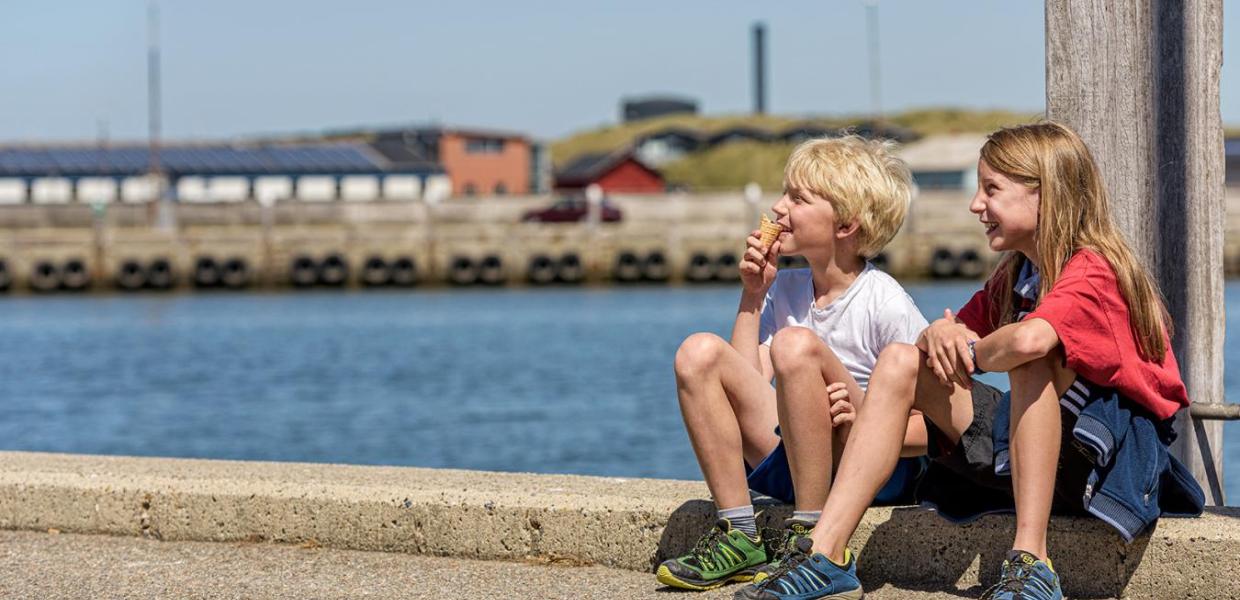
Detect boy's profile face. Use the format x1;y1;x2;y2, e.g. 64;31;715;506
771;183;855;264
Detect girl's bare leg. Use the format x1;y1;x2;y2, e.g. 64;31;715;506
1007;350;1076;559
810;343;976;563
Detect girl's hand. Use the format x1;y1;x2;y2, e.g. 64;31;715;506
739;229;781;295
917;308;978;389
827;382;855;428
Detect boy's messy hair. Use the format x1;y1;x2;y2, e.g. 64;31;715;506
782;135;913;258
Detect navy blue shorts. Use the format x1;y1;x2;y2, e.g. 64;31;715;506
745;426;928;506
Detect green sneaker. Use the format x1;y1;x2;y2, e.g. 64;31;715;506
656;518;768;590
752;518;816;584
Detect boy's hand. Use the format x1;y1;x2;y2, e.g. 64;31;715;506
917;309;979;390
739;229;781;294
827;382;855;428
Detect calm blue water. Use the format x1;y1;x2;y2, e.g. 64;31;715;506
0;284;1236;503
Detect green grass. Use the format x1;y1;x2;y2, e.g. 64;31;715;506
550;107;1040;169
660;140;799;192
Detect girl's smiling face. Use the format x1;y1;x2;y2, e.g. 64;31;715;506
970;158;1041;257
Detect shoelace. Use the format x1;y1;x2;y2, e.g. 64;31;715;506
761;527;799;567
755;543;810;590
690;525;728;570
980;560;1034;599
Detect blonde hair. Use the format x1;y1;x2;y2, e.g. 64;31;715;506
979;121;1171;360
782;135;913;258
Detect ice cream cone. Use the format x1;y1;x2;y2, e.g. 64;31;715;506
759;214;782;250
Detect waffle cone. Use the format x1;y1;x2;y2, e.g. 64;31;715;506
759;215;782;250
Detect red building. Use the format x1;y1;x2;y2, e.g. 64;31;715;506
554;150;665;194
364;127;536;197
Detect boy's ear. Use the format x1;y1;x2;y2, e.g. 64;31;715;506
836;219;861;239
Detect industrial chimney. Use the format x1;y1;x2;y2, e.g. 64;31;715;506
752;22;766;114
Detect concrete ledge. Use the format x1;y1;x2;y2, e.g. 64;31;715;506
0;451;1235;598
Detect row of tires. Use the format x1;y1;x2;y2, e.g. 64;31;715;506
0;248;989;292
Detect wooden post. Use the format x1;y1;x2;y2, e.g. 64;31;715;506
1046;1;1226;504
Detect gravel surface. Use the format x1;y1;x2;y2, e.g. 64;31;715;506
0;530;985;599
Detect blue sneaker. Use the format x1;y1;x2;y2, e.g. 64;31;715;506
980;550;1063;600
734;537;863;600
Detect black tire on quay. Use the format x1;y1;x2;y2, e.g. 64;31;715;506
684;253;715;283
221;258;251;289
478;255;506;286
115;260;147;291
556;253;583;284
390;257;418;287
0;259;11;292
956;248;986;279
929;248;959;279
361;256;390;287
289;256;318;288
714;253;739;282
526;255;556;285
613;251;642;283
870;252;889;272
195;257;222;288
642;251;669;282
28;260;60;293
318;254;349;287
146;258;175;290
60;259;91;291
448;256;478;286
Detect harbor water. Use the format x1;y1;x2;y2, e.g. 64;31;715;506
0;283;1236;504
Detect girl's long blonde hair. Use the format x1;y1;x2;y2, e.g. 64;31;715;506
979;122;1171;360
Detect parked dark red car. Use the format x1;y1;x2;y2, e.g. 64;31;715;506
521;197;623;223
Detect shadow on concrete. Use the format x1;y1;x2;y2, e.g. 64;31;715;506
858;506;1151;599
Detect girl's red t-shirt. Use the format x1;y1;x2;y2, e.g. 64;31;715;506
956;250;1188;420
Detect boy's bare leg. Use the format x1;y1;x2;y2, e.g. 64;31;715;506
768;327;863;512
1008;350;1075;560
810;343;975;562
675;332;781;509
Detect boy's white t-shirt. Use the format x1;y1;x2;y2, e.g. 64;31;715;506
759;265;929;391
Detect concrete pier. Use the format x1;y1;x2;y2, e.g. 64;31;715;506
1;451;1235;598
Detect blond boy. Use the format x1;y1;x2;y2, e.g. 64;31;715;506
657;136;929;591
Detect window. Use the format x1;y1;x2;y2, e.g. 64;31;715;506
465;138;505;154
911;170;966;190
463;183;477;196
494;182;507;195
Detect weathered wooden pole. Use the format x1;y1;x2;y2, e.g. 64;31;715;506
1046;1;1226;504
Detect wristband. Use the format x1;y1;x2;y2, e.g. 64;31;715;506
967;339;985;375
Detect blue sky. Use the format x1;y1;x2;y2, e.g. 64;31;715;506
0;1;1236;142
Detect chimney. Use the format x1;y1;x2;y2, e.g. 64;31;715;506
752;22;767;114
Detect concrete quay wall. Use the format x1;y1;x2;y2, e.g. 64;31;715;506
0;188;1237;292
0;451;1235;598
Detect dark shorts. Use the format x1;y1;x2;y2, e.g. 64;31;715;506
746;426;929;506
919;379;1098;519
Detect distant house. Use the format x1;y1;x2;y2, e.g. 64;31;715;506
622;95;698;123
706;126;775;146
1227;138;1240;187
633;128;704;167
897;134;987;191
340;126;535;197
554;150;665;194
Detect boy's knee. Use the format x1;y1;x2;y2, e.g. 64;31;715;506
674;332;728;379
877;342;920;377
769;327;823;373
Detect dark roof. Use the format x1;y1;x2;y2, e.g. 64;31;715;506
636;127;704;144
555;149;660;186
0;142;440;178
706;127;775;145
